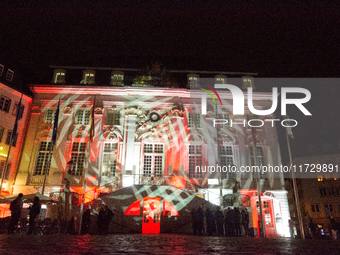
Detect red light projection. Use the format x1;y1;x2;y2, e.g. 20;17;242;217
163;200;179;216
123;197;179;234
71;186;99;204
142;197;161;234
171;176;185;190
123;199;141;216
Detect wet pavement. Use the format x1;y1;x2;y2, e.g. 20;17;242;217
0;234;339;254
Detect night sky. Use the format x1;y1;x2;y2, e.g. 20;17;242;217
1;2;339;163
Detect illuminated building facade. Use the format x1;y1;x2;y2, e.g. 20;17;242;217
0;58;32;196
289;143;340;237
13;65;290;236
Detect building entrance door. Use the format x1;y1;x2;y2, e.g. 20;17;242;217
142;197;161;234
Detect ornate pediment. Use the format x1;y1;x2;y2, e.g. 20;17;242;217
186;129;206;143
94;107;104;115
246;131;266;145
103;125;122;140
74;125;87;139
63;106;73;114
32;105;42;113
37;125;53;139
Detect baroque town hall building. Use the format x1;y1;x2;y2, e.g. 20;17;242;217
4;64;290;236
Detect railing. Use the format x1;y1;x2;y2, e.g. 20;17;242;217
29;175;45;185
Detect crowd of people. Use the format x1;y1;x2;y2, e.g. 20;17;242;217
6;192;115;235
191;205;250;236
8;193;41;235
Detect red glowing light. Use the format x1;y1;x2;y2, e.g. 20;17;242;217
124;199;141;215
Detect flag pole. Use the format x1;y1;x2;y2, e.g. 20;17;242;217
79;96;95;234
0;94;23;196
286;127;305;239
253;145;266;238
215;104;223;208
42;144;53;195
42;98;61;195
250;111;266;237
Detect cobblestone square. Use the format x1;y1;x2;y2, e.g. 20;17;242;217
0;234;339;255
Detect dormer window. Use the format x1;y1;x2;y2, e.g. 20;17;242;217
111;71;124;86
187;74;199;88
53;69;66;84
215;75;226;85
0;65;4;76
6;69;14;82
242;76;254;90
82;70;95;85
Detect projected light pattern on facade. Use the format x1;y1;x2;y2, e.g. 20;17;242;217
11;68;291;237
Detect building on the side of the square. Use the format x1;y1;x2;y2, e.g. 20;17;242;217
288;141;340;237
13;64;290;236
0;57;32;196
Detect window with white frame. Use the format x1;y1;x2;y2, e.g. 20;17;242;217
0;126;4;142
0;64;4;76
44;109;57;123
250;146;264;178
102;142;118;177
215;75;226;84
34;141;53;175
105;108;120;125
187;74;199;88
111;71;124;86
6;69;14;82
188;112;201;128
70;142;86;176
75;109;90;124
220;146;234;165
218;113;230;127
53;69;66;84
143;143;164;177
83;70;95;85
250;146;264;166
220;145;234;178
0;161;11;180
0;96;11;113
189;144;203;178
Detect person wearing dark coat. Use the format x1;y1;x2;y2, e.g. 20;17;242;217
103;206;114;234
241;209;249;236
191;209;197;235
214;207;224;236
234;207;241;236
8;193;23;234
28;196;41;234
194;206;204;236
81;209;91;235
206;209;216;236
224;208;233;236
97;207;106;235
